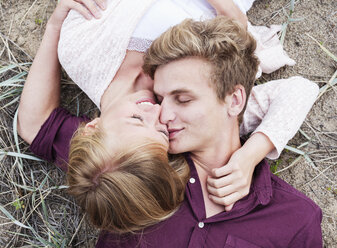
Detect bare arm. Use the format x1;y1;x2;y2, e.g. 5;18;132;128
17;24;61;144
17;0;105;144
207;0;248;28
241;76;319;159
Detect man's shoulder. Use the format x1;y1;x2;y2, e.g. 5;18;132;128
250;160;323;246
253;159;321;226
270;173;321;213
256;159;320;214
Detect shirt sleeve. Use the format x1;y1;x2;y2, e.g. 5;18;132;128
240;76;319;159
30;107;90;171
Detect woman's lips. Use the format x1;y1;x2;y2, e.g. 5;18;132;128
136;98;156;104
168;128;183;140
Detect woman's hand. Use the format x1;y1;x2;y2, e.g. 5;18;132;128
206;132;274;211
48;0;107;30
207;0;248;29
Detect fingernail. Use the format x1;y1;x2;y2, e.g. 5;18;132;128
101;2;106;10
96;11;102;18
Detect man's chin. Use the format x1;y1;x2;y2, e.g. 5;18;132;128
168;144;187;155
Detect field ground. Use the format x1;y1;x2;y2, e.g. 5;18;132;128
0;0;336;247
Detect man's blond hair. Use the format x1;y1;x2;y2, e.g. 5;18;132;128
143;16;259;118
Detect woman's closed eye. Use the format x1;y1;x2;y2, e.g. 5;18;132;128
132;114;168;138
131;114;143;122
159;129;169;138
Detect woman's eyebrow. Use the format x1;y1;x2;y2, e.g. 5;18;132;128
126;119;144;127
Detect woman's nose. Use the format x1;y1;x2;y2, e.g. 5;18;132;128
140;103;162;126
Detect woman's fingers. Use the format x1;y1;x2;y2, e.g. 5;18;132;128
207;174;233;188
93;0;107;10
207;184;235;198
208;192;241;209
225;203;234;212
70;1;94;20
79;0;103;18
211;165;232;178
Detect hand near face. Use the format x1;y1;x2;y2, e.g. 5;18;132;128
207;0;248;29
48;0;106;30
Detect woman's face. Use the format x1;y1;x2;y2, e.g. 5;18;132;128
99;89;169;150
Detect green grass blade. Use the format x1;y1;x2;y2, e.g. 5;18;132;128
0;151;44;161
0;62;31;74
306;33;337;62
0;205;30;229
285;145;305;155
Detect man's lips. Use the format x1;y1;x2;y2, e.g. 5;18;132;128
168;128;184;140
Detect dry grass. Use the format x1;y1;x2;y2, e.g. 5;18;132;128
0;0;336;247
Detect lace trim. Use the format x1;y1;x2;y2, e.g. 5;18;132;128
127;37;153;52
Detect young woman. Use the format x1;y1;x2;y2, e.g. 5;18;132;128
17;0;318;234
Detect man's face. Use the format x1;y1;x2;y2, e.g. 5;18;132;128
154;57;230;154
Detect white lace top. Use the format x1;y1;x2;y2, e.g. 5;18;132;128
58;0;318;159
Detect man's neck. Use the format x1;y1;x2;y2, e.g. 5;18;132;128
191;124;241;172
190;123;241;218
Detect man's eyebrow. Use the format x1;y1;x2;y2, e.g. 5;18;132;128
156;88;191;97
170;89;191;95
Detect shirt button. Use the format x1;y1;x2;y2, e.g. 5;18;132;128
189;177;196;184
198;222;204;228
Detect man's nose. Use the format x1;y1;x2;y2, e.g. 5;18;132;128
159;100;175;124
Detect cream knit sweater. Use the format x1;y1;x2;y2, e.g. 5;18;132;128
58;0;156;107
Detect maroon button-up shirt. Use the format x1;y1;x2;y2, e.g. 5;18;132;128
31;108;322;247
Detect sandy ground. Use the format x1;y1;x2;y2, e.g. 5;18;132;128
0;0;336;247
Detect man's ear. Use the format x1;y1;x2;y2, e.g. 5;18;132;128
83;117;100;135
226;85;246;117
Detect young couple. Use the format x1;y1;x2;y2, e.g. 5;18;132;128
17;0;322;247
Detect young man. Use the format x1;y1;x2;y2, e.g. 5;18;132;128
99;17;322;247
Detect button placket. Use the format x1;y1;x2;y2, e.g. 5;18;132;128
198;222;204;228
189;177;196;184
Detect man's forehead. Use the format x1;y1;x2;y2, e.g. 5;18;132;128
153;58;213;94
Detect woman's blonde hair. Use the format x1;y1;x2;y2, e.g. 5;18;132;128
67;125;189;233
143;17;259;119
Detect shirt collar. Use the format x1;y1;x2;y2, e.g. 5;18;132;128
251;159;273;205
185;153;272;210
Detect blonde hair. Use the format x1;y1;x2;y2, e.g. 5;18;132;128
143;17;259;119
67;125;189;233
